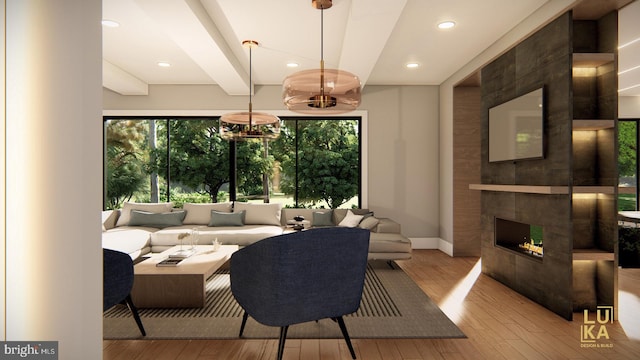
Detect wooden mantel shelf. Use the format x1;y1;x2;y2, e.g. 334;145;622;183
469;184;569;194
469;184;615;195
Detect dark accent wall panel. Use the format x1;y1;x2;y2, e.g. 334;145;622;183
480;12;575;320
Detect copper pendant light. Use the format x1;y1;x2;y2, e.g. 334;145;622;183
282;0;361;114
220;40;281;140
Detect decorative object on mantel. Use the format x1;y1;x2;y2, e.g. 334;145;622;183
282;0;361;114
220;40;281;140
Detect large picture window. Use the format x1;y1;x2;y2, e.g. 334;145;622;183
103;116;362;210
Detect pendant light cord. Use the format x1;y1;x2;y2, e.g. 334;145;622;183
248;43;253;127
320;6;325;99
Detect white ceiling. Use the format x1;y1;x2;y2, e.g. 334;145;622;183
102;0;640;97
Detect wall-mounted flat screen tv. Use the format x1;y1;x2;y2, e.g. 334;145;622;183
489;87;544;163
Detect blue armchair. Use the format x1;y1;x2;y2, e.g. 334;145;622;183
103;248;146;336
230;227;370;360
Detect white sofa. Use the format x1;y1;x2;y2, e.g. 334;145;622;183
102;202;412;261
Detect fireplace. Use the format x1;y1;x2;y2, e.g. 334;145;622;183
495;217;543;259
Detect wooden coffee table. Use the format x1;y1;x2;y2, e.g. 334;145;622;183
131;245;238;308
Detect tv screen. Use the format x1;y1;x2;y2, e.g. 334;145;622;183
489;87;544;163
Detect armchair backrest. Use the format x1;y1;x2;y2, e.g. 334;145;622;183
230;227;370;327
103;248;135;311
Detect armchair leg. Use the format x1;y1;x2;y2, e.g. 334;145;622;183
277;326;289;360
335;316;356;359
239;311;249;337
124;295;146;336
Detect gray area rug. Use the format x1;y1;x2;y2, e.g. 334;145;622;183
104;260;465;340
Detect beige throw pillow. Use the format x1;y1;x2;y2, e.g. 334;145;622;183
115;202;174;227
339;210;364;227
183;202;232;225
233;202;282;225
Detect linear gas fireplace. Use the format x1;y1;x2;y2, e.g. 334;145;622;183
495;217;543;259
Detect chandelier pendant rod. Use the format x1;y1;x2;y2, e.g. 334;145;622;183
319;5;326;108
248;43;253;131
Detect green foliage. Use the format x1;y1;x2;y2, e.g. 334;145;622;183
275;120;359;209
149;119;229;202
105;117;361;209
236;140;275;197
105;120;148;209
618;121;637;178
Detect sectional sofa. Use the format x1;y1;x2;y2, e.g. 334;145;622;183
102;202;412;261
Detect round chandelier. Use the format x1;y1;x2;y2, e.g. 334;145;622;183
282;0;361;115
220;40;281;140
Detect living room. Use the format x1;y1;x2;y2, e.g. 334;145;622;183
3;0;640;359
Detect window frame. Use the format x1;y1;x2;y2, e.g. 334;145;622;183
103;110;369;209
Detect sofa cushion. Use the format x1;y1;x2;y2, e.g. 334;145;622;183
209;210;245;227
102;210;120;231
333;208;372;224
128;210;186;228
338;210;364;227
358;216;380;230
233;202;282;226
102;226;154;259
150;225;284;248
116;202;174;227
183;202;232;225
368;232;412;253
312;210;334;227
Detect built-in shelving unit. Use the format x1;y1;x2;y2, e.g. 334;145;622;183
570;12;618;314
476;9;618;320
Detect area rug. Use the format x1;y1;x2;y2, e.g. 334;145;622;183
103;260;465;340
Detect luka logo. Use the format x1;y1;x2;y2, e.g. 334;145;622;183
580;306;614;348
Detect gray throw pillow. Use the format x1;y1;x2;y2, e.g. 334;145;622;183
128;210;186;228
358;216;380;230
209;210;245;227
312;210;334;227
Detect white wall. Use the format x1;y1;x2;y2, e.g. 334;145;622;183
103;84;440;239
620;96;640;118
4;0;103;358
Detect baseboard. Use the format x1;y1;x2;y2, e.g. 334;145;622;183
409;238;454;257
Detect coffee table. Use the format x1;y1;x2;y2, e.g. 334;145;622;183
131;245;238;308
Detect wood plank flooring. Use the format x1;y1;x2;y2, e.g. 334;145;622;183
104;250;640;359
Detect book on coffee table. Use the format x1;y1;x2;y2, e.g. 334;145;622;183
156;258;183;267
168;248;196;259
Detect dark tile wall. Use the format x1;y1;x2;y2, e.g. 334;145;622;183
480;12;575;320
479;10;618;320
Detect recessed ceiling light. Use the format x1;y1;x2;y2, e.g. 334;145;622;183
406;62;420;69
286;62;299;68
101;19;120;28
157;62;171;67
438;21;456;29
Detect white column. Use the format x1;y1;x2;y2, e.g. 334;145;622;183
5;0;103;358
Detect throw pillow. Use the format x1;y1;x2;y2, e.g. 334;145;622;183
115;202;174;227
233;202;282;225
338;210;364;227
358;216;380;230
183;202;232;224
208;210;246;227
312;210;334;227
128;210;186;228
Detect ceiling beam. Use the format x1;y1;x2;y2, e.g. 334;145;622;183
339;0;408;88
134;0;249;95
102;60;149;95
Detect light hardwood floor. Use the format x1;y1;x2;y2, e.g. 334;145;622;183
103;250;640;359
